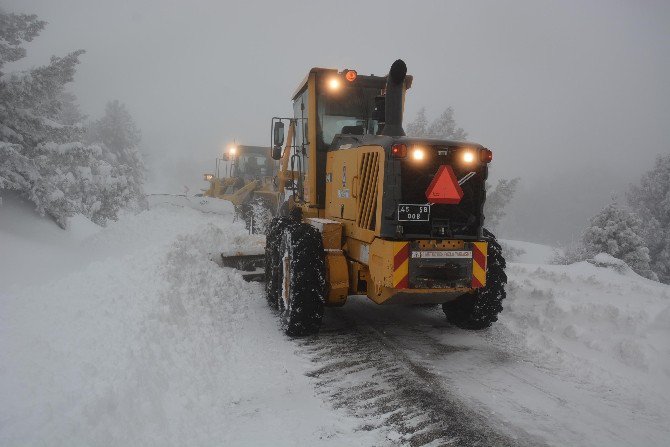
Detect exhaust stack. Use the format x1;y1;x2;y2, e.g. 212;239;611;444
381;59;407;137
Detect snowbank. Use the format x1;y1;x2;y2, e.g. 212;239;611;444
0;191;100;287
2;199;668;446
494;254;670;446
0;204;379;446
500;238;557;264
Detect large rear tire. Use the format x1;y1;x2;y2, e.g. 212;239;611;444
442;229;507;330
277;223;326;336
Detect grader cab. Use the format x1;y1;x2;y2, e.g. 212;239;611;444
202;144;279;233
262;60;507;335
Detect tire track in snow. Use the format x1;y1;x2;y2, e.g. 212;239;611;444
296;307;545;447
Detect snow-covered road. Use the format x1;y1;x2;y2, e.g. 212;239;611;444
1;201;669;446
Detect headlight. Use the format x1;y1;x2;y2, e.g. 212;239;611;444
204;174;214;181
328;77;341;91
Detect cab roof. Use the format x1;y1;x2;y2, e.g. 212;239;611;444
291;67;413;100
236;145;271;156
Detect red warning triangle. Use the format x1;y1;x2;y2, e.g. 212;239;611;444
425;165;464;204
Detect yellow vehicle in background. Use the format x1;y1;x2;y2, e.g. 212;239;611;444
202;144;279;233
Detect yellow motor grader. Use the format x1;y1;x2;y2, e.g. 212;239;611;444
202;144;279;233
246;60;506;335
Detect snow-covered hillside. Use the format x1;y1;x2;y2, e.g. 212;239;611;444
1;199;668;446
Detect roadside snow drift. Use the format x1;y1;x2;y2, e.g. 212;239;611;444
0;204;379;446
472;241;670;447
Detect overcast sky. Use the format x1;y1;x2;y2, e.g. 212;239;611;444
5;0;670;243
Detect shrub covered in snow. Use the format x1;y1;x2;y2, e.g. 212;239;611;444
580;201;657;280
500;240;526;262
551;201;657;280
628;155;670;284
551;242;588;266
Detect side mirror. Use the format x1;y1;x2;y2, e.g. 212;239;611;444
273;121;285;147
272;145;282;160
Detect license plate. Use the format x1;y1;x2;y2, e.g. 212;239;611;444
411;250;472;259
398;204;430;221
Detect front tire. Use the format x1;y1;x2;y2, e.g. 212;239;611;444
265;216;291;309
442;229;507;330
277;223;326;336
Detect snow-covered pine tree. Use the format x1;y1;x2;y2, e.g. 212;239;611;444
0;10;88;226
0;11;46;76
87;100;146;211
57;91;87;125
0;10;142;227
406;107;428;137
406;106;467;141
628;155;670;283
484;178;520;230
582;201;657;280
426;107;467;141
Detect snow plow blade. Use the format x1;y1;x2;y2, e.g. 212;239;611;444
220;253;265;282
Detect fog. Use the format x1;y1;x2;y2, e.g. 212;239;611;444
5;0;669;244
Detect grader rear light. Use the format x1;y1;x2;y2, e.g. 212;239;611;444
391;143;407;158
480;149;493;163
462;150;475;164
345;70;357;82
411;147;425;161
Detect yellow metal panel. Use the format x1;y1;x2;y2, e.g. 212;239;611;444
325;251;348;306
306;217;342;250
326;149;358;221
325;152;334;214
323;145;385;242
305;72;318;204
